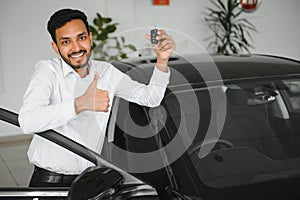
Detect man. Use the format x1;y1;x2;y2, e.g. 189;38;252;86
18;8;175;187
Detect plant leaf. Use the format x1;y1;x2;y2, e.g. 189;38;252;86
216;0;226;12
89;25;98;36
103;17;112;24
124;44;137;51
106;24;117;33
121;36;125;43
97;33;108;41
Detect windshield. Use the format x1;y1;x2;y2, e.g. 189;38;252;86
163;78;300;189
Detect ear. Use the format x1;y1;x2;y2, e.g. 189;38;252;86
51;42;60;55
89;32;93;46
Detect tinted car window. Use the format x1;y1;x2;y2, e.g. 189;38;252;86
283;80;300;111
108;77;300;199
174;79;300;189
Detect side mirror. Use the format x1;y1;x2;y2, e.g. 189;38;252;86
67;166;123;200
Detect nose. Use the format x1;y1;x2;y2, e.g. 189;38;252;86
71;40;81;52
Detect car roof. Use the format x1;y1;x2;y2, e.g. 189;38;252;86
113;54;300;87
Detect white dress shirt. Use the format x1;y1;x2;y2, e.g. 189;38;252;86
18;57;170;175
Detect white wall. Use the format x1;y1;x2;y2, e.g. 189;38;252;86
0;0;300;136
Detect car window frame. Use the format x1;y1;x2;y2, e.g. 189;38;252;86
0;108;158;199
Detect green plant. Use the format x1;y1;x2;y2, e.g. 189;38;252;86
89;13;136;61
204;0;257;54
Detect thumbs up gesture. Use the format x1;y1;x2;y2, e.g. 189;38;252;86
75;71;110;114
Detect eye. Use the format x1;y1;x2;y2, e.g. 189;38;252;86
61;40;70;45
79;35;87;41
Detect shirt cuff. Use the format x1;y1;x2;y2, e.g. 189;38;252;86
151;65;170;86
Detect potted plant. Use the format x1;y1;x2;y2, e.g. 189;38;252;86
204;0;257;54
89;13;136;61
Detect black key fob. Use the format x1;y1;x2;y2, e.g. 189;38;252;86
150;29;158;44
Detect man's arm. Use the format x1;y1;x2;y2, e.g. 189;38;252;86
115;30;176;107
148;29;176;73
18;63;76;133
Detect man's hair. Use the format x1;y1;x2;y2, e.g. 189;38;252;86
47;8;90;44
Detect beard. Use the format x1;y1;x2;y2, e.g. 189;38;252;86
58;49;91;70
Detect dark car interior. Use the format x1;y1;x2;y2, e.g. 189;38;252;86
106;78;300;199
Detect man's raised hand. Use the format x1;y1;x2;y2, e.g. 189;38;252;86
75;71;110;114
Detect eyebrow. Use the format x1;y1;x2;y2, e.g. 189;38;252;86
58;32;87;41
78;32;87;37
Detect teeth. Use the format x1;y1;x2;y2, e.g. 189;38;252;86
71;52;84;58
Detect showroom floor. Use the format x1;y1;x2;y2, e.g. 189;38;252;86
0;135;33;187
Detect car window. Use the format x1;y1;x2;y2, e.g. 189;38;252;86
185;81;300;188
282;79;300;111
0;120;33;187
168;79;300;189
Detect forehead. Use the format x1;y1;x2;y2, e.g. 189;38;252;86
55;19;88;39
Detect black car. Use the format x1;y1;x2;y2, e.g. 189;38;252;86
1;53;300;199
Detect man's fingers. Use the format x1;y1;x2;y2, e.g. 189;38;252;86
159;39;176;51
89;71;99;89
95;89;110;112
156;30;168;41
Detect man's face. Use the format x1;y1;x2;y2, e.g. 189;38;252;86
51;19;93;69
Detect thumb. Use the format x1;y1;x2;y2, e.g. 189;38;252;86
88;71;99;89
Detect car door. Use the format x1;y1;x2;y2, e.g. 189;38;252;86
0;107;159;199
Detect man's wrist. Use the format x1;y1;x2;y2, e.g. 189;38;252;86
156;58;169;72
75;96;87;114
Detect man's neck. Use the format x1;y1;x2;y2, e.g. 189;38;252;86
74;65;89;78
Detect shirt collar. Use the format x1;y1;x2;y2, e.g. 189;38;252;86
60;57;92;78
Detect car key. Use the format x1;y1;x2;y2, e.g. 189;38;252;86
150;28;158;44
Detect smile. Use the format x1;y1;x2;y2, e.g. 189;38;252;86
69;51;86;58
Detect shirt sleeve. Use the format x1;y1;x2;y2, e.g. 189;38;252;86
115;65;170;107
18;62;76;134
